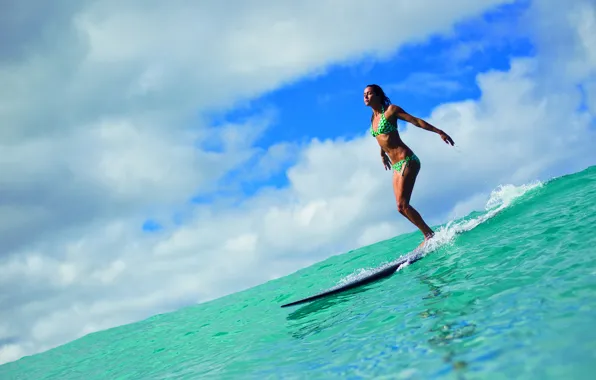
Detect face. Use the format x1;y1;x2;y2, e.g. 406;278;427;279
363;86;378;107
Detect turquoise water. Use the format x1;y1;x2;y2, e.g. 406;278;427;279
2;166;596;379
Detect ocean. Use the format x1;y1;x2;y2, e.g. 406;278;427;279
2;165;595;379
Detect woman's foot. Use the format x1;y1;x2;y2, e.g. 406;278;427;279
417;232;435;249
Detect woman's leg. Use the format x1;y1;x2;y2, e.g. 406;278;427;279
392;158;434;241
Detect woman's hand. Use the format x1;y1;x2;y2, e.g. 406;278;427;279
438;130;455;146
381;151;392;170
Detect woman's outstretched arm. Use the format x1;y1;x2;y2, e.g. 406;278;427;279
388;105;455;146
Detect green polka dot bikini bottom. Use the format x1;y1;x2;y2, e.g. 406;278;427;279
392;154;420;175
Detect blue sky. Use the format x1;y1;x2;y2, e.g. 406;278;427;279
144;0;535;232
218;1;533;143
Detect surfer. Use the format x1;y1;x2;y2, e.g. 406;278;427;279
364;84;455;248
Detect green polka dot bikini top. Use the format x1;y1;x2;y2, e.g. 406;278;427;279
370;107;398;137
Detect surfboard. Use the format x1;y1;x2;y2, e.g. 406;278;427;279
280;249;424;308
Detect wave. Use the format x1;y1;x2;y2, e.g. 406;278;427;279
338;180;544;286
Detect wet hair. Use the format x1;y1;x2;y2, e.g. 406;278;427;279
366;84;392;122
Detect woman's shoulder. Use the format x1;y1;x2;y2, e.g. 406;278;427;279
386;104;403;114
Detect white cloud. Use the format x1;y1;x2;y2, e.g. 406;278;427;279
0;0;510;256
2;0;595;367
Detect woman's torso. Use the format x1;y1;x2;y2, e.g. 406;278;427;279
370;107;413;162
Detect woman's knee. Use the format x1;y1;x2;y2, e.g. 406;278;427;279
397;200;410;213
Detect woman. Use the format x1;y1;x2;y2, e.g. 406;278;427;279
364;84;455;247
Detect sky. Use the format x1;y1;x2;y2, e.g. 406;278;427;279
1;0;596;365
